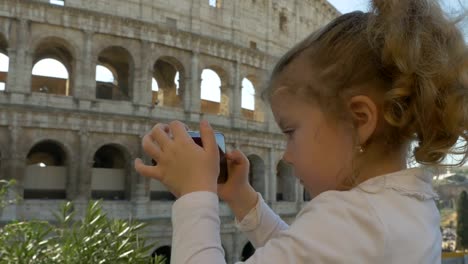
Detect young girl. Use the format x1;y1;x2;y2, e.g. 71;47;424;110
135;0;468;262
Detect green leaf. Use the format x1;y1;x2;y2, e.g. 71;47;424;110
118;249;134;259
117;226;131;237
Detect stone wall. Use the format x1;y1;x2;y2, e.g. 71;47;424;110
0;0;338;262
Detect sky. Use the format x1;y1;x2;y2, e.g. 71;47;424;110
327;0;370;13
327;0;468;40
327;0;467;14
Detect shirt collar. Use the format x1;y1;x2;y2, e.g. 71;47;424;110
356;168;439;200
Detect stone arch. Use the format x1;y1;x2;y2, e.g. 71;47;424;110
88;139;138;166
95;46;134;101
91;143;132;200
152;245;171;264
276;160;295;201
24;139;70;199
0;32;8;92
200;65;230;116
247;154;265;197
152;56;185;108
31;37;75;96
241;73;265;122
240;241;255;261
31;36;78;64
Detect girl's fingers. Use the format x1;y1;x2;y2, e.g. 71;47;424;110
151;124;172;150
142;134;162;160
169;120;191;142
156;123;171;133
134;158;163;181
200;120;218;156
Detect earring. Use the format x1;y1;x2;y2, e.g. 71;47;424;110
357;145;365;154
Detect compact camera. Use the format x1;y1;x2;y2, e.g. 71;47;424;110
188;131;228;184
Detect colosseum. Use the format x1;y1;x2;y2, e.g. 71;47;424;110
0;0;338;262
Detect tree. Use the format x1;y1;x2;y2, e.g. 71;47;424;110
457;190;468;250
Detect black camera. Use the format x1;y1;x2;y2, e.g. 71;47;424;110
188;131;228;184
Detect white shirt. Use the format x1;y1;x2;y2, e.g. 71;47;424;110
171;168;441;263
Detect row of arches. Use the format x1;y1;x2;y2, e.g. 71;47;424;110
23;140;131;200
0;34;263;120
2;139;302;201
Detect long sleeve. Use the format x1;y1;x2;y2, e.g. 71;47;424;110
235;193;289;248
171;190;384;264
171;191;225;264
171;192;289;263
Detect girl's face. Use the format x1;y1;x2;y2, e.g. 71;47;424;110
271;89;355;198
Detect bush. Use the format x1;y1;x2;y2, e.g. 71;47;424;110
0;182;165;263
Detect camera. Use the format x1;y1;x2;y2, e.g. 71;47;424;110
188;131;228;184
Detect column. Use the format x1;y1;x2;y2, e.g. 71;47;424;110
9;19;31;94
133;40;152;106
185;51;201;113
75;30;94;100
76;129;92;201
66;154;79;200
77;30;97;100
230;61;242;119
5;47;17;92
1;125;26;220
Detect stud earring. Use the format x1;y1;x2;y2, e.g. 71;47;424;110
357;145;365;154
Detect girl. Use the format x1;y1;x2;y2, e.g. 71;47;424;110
135;0;468;262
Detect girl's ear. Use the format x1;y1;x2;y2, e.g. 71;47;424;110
347;95;378;146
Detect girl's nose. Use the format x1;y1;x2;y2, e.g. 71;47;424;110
282;151;294;166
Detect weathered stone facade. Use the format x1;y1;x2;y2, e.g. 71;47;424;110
0;0;338;262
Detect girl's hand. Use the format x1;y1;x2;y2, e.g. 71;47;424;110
134;120;219;198
218;150;258;221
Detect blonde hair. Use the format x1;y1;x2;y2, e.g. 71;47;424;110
264;0;468;167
